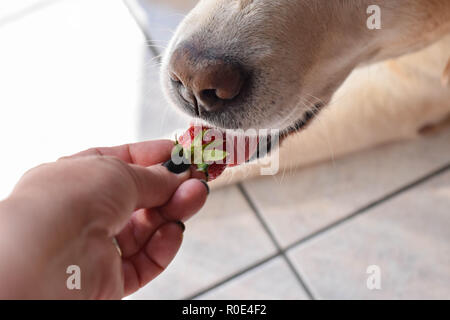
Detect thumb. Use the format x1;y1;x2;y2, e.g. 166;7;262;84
442;57;450;87
129;163;191;210
94;159;192;234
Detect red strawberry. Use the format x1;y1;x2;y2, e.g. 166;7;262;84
205;163;227;181
177;126;197;148
176;125;228;181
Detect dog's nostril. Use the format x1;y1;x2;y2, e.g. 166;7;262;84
201;89;219;101
198;89;224;111
168;44;246;113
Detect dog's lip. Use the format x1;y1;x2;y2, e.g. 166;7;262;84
283;102;326;136
245;102;327;162
185;102;327;165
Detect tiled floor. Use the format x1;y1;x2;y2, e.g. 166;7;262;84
288;170;450;300
128;0;450;300
1;0;449;300
243;129;450;248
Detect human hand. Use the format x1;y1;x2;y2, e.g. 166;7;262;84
0;140;209;299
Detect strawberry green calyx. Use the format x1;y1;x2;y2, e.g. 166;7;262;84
175;126;229;181
196;162;210;180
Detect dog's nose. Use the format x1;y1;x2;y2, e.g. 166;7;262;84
169;45;245;114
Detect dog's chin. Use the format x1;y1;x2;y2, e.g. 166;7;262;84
246;102;326;162
281;102;326;136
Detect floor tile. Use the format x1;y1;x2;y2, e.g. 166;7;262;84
127;0;194;140
0;0;144;200
137;49;189;140
288;171;450;299
142;0;198;13
242;128;450;247
0;0;55;25
133;0;197;47
128;186;277;300
197;257;309;300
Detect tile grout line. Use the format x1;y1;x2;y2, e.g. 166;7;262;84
123;3;292;300
123;0;161;60
283;162;450;252
122;0;450;299
237;183;316;300
185;162;450;299
126;0;310;299
0;0;60;28
185;252;281;300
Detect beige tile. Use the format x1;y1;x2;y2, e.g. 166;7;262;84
128;186;277;300
242;128;450;247
197;257;309;300
288;171;450;299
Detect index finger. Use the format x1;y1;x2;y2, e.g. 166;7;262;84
64;139;176;167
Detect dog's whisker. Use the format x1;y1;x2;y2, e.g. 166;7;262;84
298;96;337;165
275;93;313;131
142;60;164;70
143;40;167;46
145;44;168;50
151;28;178;37
303;93;327;107
143;58;163;68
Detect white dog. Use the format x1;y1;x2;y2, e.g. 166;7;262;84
160;0;450;186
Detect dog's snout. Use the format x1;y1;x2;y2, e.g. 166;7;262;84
169;45;245;114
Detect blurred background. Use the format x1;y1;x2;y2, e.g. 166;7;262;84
0;0;448;300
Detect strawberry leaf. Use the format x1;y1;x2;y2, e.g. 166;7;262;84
203;149;228;162
196;163;209;172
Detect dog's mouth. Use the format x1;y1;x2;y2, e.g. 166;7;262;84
246;102;326;162
285;102;326;135
183;102;326;171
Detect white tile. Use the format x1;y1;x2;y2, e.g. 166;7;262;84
0;0;55;24
137;50;189;140
141;0;198;13
133;0;196;47
125;0;193;140
243;128;450;247
128;186;277;299
0;0;144;199
197;257;309;300
288;171;450;299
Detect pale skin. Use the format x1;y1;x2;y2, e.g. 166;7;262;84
0;140;209;299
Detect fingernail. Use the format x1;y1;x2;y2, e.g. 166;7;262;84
199;180;210;195
176;221;186;233
162;160;191;174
